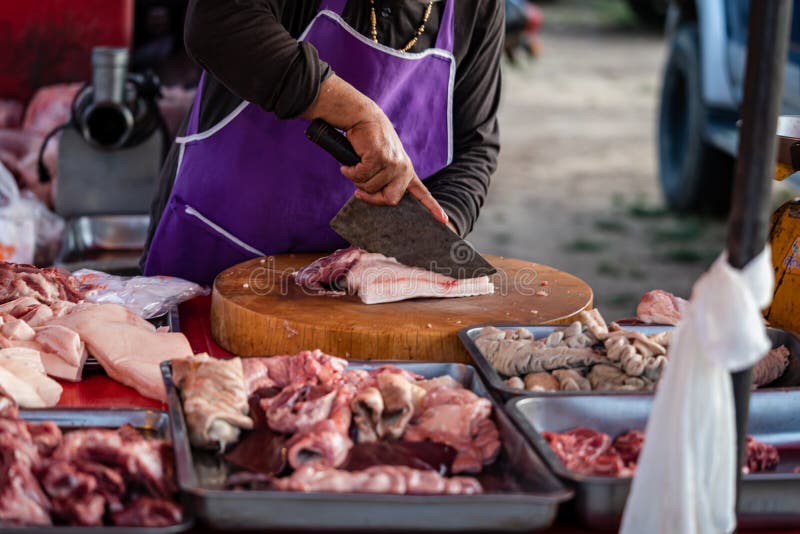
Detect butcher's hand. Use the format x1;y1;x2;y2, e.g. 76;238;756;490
302;74;449;225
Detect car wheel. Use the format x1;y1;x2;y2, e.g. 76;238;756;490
626;0;668;28
658;23;734;215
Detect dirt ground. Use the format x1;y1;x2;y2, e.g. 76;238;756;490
468;0;792;320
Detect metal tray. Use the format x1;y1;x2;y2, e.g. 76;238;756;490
161;361;574;531
5;409;192;534
506;392;800;530
57;215;150;275
458;324;800;400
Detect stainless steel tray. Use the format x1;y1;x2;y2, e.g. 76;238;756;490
506;392;800;530
57;215;149;275
458;324;800;400
5;409;191;534
161;361;574;531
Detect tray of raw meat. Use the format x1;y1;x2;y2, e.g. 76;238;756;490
505;392;800;530
0;393;190;532
458;308;800;399
160;352;573;531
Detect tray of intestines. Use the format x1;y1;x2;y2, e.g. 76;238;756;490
160;352;573;532
458;308;799;400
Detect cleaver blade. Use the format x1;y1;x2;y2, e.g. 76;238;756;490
331;194;497;279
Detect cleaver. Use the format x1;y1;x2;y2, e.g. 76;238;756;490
305;119;496;279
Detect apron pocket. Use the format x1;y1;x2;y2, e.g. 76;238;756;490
182;205;265;257
146;199;265;284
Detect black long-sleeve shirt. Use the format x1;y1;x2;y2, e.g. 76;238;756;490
146;0;502;254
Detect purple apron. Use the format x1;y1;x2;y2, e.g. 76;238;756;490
144;0;455;284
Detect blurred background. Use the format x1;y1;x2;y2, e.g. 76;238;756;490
0;0;798;319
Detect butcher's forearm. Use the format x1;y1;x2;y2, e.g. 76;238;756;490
301;74;384;128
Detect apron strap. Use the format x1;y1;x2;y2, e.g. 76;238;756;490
319;0;347;15
186;71;207;136
434;0;455;52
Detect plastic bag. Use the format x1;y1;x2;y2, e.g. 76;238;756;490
73;269;210;319
0;162;35;263
620;248;773;534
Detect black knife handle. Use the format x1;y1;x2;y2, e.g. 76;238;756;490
305;119;361;167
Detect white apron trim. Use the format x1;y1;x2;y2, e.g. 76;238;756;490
183;205;266;256
175;100;249;144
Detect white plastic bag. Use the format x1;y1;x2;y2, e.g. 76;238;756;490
620;248;773;534
0;162;35;263
73;269;210;319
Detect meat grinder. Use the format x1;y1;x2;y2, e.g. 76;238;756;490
765;115;800;334
52;47;166;273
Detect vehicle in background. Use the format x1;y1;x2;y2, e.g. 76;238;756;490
658;0;800;215
625;0;668;27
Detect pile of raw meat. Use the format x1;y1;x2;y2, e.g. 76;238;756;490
0;261;193;404
172;350;502;495
294;247;494;304
475;308;791;393
542;427;779;477
0;393;182;526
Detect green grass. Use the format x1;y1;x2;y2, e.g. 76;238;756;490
628;267;647;280
627;203;669;218
596;261;622;277
563;238;606;253
594;218;628;233
661;247;704;263
652;220;705;242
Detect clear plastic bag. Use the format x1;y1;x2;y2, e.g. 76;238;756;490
73;269;210;319
0;162;36;263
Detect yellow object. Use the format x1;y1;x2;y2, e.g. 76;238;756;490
775;162;794;181
766;199;800;334
369;0;434;52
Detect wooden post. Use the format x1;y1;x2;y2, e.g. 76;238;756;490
726;0;793;516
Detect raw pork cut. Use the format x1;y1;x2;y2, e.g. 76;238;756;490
544;427;779;477
0;262;84;305
744;436;780;474
404;383;500;474
48;304;192;401
241;350;347;394
172;354;253;450
294;247;494;304
752;345;791;388
636;290;686;325
273;464;482;495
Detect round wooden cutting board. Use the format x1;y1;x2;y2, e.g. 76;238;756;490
211;253;593;363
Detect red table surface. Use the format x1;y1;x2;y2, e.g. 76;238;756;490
54;296;799;533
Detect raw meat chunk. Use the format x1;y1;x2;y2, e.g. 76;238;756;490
752;345;790;387
273;464;482;495
294;247;494;304
636;289;686;325
48;304;192;401
405;386;500;474
172;354;253;450
0;262;84;305
241;350;347;394
111;497;183;527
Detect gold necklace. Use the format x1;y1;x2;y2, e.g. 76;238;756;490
370;0;435;53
